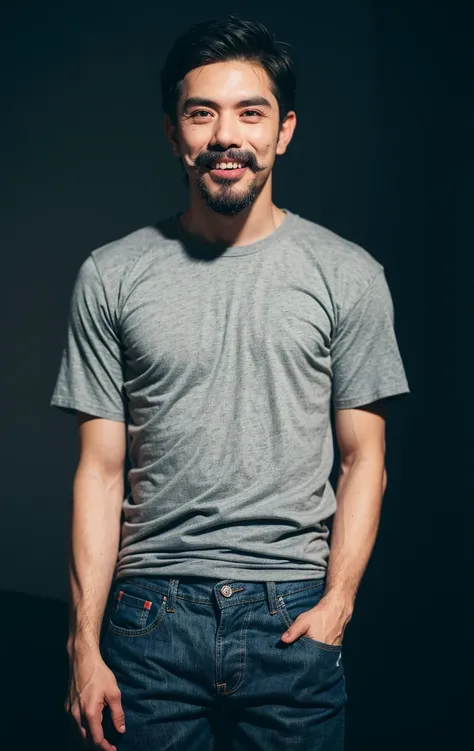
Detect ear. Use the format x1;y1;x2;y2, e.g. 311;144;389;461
164;114;181;158
276;111;297;156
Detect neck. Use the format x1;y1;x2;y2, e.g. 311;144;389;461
180;180;286;247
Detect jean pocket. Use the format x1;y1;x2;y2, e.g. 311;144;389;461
109;583;166;637
277;583;341;653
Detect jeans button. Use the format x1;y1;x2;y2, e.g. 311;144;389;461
220;585;233;598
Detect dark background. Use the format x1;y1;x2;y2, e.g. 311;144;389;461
0;0;471;749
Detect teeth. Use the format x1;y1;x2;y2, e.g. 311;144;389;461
214;162;244;170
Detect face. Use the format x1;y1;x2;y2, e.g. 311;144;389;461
165;60;296;216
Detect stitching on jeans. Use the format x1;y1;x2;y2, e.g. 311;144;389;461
113;591;151;629
222;607;252;695
114;579;324;605
139;607;149;627
109;595;167;638
215;618;224;693
277;595;341;653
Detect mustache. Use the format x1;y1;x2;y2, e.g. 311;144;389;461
193;149;265;172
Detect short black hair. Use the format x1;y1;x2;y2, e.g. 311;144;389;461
160;16;296;125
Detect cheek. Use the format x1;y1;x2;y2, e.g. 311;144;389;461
255;127;278;153
256;139;278;167
177;125;198;149
182;130;210;160
183;153;195;168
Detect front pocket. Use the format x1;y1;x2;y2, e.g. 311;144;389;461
109;585;166;637
277;586;341;653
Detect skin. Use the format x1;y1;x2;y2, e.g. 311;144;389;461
65;59;388;749
164;60;296;247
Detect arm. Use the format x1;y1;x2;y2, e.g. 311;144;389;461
282;270;408;646
67;412;126;659
323;399;387;621
66;412;127;751
281;400;387;646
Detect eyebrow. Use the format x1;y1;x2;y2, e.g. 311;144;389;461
182;96;272;111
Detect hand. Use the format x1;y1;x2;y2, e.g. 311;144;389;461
66;649;126;751
280;595;351;647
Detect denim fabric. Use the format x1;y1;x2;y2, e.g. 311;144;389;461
100;575;347;750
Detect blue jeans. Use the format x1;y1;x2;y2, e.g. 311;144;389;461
100;575;347;750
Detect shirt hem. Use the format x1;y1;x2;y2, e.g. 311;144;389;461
333;383;410;410
50;395;126;422
114;563;327;583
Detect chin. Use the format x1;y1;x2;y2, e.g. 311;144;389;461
203;189;258;216
196;173;264;216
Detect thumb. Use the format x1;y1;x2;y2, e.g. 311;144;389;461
281;618;307;644
107;689;126;733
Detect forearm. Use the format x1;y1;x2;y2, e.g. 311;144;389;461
67;466;123;659
323;456;386;616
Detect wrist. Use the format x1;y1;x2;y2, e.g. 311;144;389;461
322;587;355;620
67;633;101;661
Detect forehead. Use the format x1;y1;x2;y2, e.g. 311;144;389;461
179;60;276;106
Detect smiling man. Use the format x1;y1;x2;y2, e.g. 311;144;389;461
179;88;271;214
165;48;295;244
51;16;410;751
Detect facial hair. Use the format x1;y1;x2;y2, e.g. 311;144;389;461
193;148;266;216
196;175;261;216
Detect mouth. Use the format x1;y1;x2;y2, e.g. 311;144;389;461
206;160;248;180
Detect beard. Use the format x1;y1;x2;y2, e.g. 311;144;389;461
196;174;261;216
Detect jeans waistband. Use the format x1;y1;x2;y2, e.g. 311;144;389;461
114;575;326;614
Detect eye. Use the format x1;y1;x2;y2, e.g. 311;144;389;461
241;110;263;119
189;110;213;119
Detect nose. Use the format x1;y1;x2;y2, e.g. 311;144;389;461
209;112;243;150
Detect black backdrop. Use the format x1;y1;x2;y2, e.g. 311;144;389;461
1;0;471;748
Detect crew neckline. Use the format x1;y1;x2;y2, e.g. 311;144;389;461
170;209;297;257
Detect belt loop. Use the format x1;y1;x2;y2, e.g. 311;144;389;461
266;581;279;615
165;578;179;612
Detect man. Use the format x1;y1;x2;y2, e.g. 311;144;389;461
51;16;410;751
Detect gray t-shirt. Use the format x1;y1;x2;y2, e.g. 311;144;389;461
51;210;410;581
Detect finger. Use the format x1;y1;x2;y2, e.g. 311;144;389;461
78;723;87;743
96;739;117;751
106;690;126;734
86;713;118;751
84;723;116;751
84;706;110;749
281;628;298;643
281;619;307;643
70;706;87;742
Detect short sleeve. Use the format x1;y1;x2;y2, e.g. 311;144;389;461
50;255;127;422
331;270;410;410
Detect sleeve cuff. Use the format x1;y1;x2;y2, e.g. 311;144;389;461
333;383;411;410
50;395;126;422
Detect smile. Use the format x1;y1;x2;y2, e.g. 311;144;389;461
210;161;246;170
206;162;248;180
